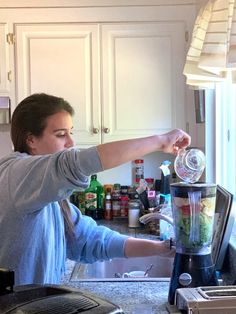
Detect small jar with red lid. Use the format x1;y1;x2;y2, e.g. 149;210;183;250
145;178;154;190
120;195;129;217
134;159;144;183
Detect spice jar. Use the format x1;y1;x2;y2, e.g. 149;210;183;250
112;200;121;217
112;183;121;217
120;195;129;217
120;185;128;195
112;183;121;200
128;200;140;228
145;178;154;190
134;159;144;183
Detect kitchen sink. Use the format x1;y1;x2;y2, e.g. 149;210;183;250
70;255;174;282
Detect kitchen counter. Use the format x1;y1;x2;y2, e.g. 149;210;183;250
61;260;171;314
64;280;170;314
96;218;160;240
61;218;171;314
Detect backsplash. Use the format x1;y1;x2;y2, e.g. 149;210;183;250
97;151;175;185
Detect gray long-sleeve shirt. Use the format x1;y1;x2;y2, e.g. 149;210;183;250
0;147;128;285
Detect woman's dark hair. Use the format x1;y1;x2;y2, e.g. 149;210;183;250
11;93;74;153
11;93;75;237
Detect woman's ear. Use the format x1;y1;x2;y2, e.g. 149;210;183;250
26;133;36;150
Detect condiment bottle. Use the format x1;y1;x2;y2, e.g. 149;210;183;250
84;174;104;220
112;183;121;217
105;188;113;220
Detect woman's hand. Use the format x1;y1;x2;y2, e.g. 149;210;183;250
157;239;176;258
158;129;191;155
97;128;191;170
124;237;175;259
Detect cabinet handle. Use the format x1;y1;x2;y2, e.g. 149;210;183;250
92;127;99;134
103;127;110;134
7;71;12;82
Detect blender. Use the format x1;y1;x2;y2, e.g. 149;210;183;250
168;149;218;305
168;182;218;304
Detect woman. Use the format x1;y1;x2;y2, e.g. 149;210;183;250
0;93;191;285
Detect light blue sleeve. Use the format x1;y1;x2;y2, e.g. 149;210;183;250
66;204;129;263
6;147;103;214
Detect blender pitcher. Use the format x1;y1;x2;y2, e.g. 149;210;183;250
168;182;218;305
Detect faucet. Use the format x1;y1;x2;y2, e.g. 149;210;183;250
139;205;173;226
139;211;174;225
139;204;175;244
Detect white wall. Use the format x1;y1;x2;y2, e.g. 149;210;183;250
97;151;175;185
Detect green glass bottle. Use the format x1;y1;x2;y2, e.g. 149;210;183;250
84;174;104;220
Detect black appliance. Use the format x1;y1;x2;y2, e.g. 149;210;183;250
0;268;123;314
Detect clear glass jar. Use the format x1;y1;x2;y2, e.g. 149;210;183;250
174;149;206;183
128;200;140;228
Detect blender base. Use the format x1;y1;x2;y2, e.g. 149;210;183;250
168;252;218;305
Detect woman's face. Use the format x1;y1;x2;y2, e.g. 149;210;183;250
27;111;75;155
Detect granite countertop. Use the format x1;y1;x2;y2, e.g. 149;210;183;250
61;218;172;314
61;260;171;314
64;280;170;314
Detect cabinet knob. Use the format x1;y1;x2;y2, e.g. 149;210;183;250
92;127;99;134
103;127;110;134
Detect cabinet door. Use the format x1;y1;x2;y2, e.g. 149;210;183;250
15;23;100;147
0;23;10;93
101;23;186;143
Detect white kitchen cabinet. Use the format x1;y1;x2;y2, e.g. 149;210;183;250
0;1;196;147
15;20;186;147
101;23;186;142
15;23;101;147
0;23;11;94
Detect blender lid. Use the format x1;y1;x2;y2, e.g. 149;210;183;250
170;182;217;198
170;182;217;187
